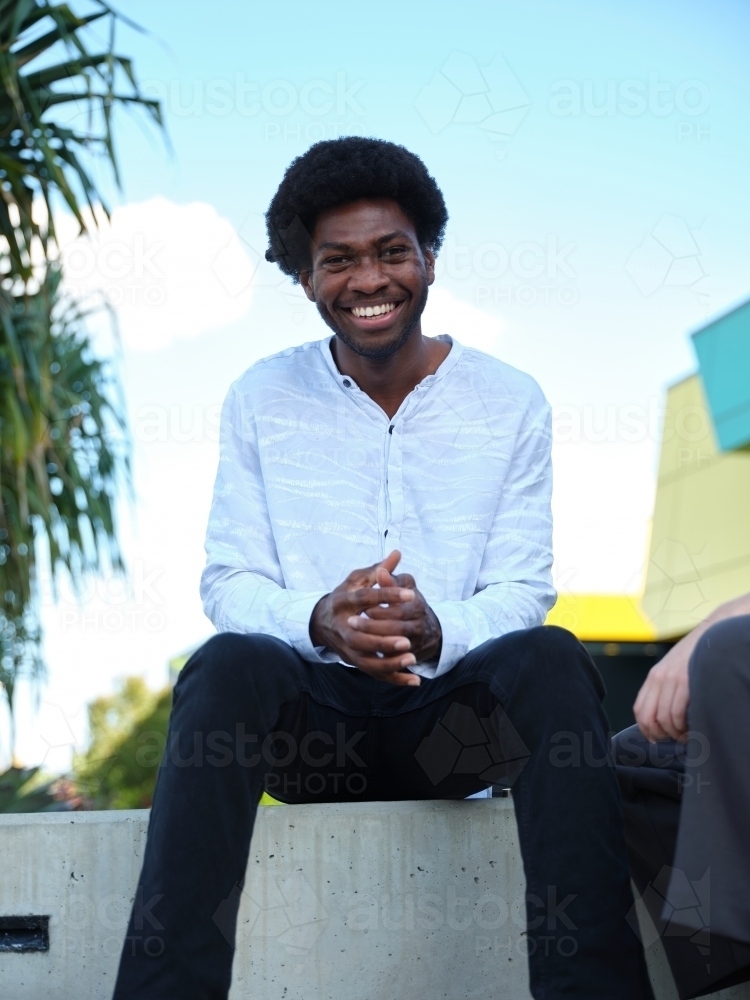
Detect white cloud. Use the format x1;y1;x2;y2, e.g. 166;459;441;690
422;284;504;352
57;198;259;351
50;200;505;357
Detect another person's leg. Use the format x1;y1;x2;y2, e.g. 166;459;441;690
671;614;750;945
112;633;372;1000
371;625;654;999
612;616;750;999
612;725;735;999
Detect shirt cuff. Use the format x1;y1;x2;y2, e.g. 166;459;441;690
281;590;330;662
427;601;474;677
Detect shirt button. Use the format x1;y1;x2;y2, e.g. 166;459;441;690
343;379;351;388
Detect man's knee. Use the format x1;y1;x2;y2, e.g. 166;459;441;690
176;632;304;702
512;625;603;699
690;615;750;702
478;626;605;730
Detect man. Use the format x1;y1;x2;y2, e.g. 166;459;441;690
113;137;653;999
614;593;750;998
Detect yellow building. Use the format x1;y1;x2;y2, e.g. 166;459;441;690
641;374;750;639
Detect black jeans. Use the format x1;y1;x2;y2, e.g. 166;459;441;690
113;626;653;1000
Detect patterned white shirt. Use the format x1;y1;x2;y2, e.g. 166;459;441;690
201;335;556;678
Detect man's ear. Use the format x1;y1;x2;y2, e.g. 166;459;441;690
299;269;316;302
423;248;436;286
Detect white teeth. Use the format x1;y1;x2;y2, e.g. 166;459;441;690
351;302;396;318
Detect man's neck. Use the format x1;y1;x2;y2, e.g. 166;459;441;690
330;328;451;419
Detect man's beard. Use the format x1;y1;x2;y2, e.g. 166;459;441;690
319;285;429;361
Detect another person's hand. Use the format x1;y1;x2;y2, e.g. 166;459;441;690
633;643;691;742
309;550;422;686
634;591;750;742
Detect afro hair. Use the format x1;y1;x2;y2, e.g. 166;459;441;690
265;137;448;282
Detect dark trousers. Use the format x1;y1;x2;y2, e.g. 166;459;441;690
113;626;653;1000
613;615;750;999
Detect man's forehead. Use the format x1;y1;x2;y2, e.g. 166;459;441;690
312;198;417;248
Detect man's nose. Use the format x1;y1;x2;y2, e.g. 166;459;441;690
349;255;389;294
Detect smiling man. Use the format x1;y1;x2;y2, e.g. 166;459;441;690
113;138;653;1000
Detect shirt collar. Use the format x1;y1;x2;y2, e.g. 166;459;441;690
319;333;463;393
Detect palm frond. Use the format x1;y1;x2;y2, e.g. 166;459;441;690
0;0;163;755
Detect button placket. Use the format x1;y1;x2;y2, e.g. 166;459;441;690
384;422;404;551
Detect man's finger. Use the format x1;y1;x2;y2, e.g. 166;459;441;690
348;615;420;637
352;659;421;686
359;666;421;687
348;586;415;609
347;550;402;589
364;601;421;621
376;565;397;589
368;667;421;687
339;646;420;685
380;549;401;575
345;627;413;656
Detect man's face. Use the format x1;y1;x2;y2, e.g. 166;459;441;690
300;199;435;360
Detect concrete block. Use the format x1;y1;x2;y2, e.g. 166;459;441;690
1;802;748;999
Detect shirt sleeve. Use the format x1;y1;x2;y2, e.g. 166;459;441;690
200;381;329;662
422;385;556;679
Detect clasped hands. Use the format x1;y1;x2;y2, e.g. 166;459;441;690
309;550;442;686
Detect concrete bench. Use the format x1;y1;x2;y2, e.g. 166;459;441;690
1;801;748;999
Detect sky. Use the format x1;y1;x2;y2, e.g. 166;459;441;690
7;0;750;769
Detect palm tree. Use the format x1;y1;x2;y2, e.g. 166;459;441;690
0;0;162;759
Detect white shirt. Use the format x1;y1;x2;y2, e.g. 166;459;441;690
201;335;556;679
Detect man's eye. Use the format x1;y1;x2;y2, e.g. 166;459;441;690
323;256;351;267
383;246;409;258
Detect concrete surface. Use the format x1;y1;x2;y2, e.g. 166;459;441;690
0;802;748;999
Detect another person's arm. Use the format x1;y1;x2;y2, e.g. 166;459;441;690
634;592;750;742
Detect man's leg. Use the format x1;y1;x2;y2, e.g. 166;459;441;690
112;632;371;1000
367;626;654;999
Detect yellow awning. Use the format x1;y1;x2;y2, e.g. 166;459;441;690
545;594;657;642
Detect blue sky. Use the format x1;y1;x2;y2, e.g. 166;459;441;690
8;0;750;766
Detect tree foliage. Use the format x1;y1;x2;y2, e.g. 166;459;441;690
74;675;171;809
0;0;162;754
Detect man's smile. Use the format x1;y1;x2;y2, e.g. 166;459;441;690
339;298;406;330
